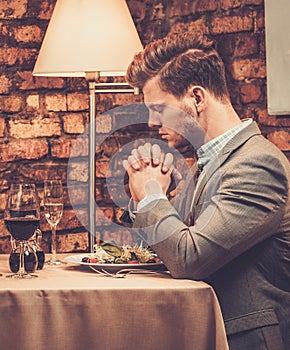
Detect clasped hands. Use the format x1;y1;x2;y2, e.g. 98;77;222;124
123;142;181;203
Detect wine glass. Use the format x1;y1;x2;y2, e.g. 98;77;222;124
44;180;65;265
4;183;40;278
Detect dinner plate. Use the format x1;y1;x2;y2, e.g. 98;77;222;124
64;254;167;272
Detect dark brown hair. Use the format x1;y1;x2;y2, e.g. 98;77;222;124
126;32;229;100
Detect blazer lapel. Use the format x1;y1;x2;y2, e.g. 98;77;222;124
190;121;262;208
174;162;199;221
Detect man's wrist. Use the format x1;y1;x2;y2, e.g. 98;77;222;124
137;193;168;211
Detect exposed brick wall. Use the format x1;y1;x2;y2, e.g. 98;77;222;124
0;0;289;253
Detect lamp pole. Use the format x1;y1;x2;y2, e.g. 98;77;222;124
86;73;139;252
86;72;99;252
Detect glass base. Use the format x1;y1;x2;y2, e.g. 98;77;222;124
46;259;66;266
6;272;38;279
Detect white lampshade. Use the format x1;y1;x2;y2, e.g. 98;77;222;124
33;0;143;77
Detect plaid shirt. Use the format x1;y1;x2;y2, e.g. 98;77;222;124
197;119;252;169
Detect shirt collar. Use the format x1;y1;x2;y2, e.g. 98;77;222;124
197;119;252;168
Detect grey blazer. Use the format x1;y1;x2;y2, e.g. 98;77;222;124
133;122;290;349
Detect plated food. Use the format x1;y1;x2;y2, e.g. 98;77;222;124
81;240;161;265
64;241;167;273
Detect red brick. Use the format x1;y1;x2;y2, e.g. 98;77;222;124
245;0;262;4
0;75;10;94
235;35;258;57
0;118;5;137
63;113;85;134
38;1;55;20
267;131;290;151
18;71;66;90
169;18;209;36
51;137;88;159
0;0;27;19
116;93;143;107
9;115;61;138
126;1;145;20
211;15;253;35
240;84;261;103
67;161;88;182
196;0;218;12
0;231;11;254
98;93;142;113
26;94;40;110
66;184;88;206
220;0;242;9
40;225;89;253
0;48;38;66
0;218;8;237
45;93;67;112
254;10;264;32
14;163;67;185
257;108;290;127
70;137;89;157
96;114;112;134
66;181;103;208
150;3;166;21
105;184;130;206
96;207;114;226
0;48;17;65
13;25;42;43
0;139;49;162
1;95;23;112
0;193;8;211
218;33;259;57
50;139;74;159
0;22;8;37
232;59;266;80
96;161;111;178
56;232;89;253
170;0;198;17
234;106;255;120
218;34;258;57
67;92;89;111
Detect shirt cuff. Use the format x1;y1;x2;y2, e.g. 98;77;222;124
137;194;168;211
127;197;137;222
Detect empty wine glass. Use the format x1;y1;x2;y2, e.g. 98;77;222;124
44;180;65;265
4;183;40;278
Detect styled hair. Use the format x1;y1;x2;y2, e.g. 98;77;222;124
126;32;229;101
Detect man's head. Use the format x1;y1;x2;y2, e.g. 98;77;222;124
126;32;230;102
126;32;239;150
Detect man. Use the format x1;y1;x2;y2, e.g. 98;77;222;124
123;32;290;349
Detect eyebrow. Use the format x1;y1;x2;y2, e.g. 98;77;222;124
146;103;165;112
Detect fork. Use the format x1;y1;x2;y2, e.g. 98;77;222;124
89;266;126;278
89;266;169;278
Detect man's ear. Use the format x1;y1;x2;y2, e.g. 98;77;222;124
192;86;205;103
188;85;206;110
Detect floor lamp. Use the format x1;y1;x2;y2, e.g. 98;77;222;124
33;0;143;252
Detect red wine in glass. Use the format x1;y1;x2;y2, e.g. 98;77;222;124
5;215;40;241
5;184;40;279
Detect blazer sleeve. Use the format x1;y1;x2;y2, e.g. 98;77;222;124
132;151;289;279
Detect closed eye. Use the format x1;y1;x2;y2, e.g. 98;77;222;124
147;103;166;114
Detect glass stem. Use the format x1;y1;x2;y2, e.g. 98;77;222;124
19;241;26;275
51;225;57;263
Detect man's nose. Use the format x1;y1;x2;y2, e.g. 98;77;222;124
148;111;161;128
